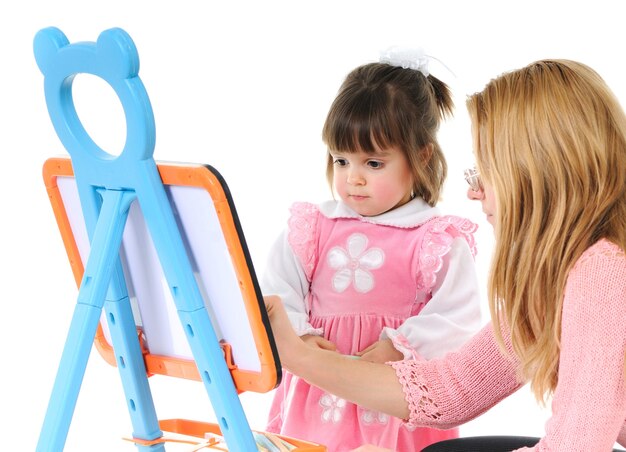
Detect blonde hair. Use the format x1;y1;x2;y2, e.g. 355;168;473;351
322;62;453;207
467;59;626;402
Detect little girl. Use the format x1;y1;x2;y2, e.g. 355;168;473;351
262;47;482;451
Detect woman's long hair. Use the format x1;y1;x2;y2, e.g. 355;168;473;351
466;59;626;402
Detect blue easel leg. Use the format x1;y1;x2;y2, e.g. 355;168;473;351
37;304;103;451
179;309;259;452
136;171;258;452
37;190;137;451
104;294;165;451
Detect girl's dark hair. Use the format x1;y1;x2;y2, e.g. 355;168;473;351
322;62;453;206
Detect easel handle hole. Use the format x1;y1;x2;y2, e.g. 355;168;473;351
72;74;126;157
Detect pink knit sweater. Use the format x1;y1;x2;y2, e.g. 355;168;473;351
391;239;626;451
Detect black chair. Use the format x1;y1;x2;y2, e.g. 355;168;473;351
421;436;538;452
421;436;625;452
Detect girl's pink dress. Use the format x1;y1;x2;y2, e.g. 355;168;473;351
263;199;480;451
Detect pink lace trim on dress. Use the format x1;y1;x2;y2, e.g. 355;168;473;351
287;202;320;280
390;360;442;428
416;216;478;291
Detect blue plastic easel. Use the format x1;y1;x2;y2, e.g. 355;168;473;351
34;27;258;451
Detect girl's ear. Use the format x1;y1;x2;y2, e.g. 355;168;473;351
420;143;434;164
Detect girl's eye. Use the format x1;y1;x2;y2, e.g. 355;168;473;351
333;158;347;166
367;160;384;169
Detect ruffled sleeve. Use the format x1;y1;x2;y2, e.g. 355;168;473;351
382;216;482;359
287;202;321;281
416;215;477;292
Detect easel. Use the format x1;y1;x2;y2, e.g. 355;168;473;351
34;27;324;451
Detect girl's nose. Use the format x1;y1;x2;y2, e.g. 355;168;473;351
347;168;365;185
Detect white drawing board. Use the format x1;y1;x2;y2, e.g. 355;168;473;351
44;157;281;393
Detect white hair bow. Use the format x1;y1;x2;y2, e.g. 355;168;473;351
379;46;429;76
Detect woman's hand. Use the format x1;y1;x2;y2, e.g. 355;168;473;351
264;295;307;370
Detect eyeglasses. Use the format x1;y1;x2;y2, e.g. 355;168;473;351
464;167;483;192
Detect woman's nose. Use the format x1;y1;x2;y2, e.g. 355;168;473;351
467;187;484;201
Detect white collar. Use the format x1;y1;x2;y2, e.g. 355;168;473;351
318;197;440;228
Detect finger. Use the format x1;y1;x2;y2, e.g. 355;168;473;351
356;343;376;356
317;338;337;351
263;294;280;313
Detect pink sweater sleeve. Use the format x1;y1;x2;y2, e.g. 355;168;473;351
390;322;524;429
391;240;626;451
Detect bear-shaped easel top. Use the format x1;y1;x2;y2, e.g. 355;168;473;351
34;26;155;188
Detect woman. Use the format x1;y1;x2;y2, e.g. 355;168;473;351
265;59;626;451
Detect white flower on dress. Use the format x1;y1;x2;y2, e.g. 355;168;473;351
361;408;389;425
319;393;346;423
327;233;384;293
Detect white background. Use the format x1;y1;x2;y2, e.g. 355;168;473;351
2;1;625;450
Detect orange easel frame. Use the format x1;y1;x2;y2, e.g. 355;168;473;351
43;156;279;394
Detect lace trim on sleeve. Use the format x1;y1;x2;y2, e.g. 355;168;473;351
416;215;478;291
390;360;443;428
287;202;320;281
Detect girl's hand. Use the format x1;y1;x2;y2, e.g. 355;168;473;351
301;334;338;352
356;339;404;363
